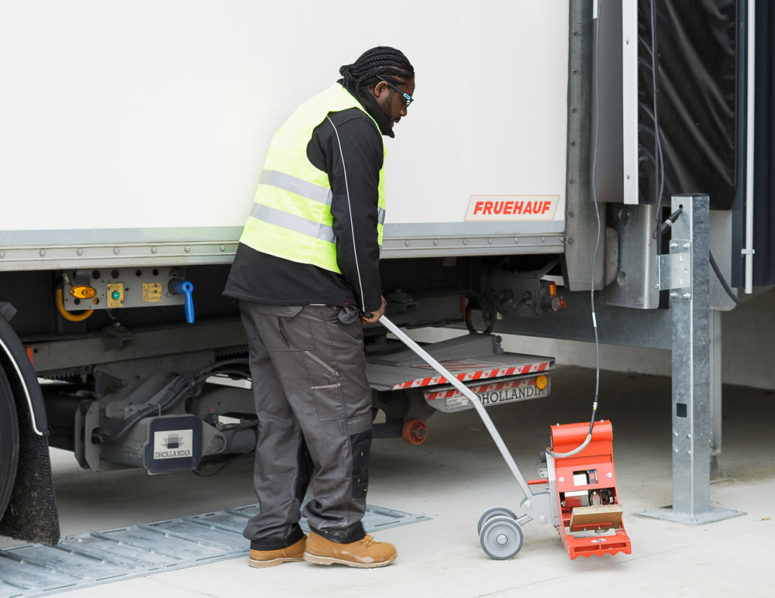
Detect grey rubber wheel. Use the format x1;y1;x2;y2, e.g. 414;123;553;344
479;515;523;560
477;506;518;534
0;365;19;521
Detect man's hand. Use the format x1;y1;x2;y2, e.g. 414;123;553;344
361;295;387;324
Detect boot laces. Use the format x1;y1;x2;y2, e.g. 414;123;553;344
358;534;375;547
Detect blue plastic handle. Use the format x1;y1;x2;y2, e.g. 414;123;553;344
172;280;195;324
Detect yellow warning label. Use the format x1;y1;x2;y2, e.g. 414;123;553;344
142;283;163;303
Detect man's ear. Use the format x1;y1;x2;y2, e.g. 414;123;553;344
372;81;389;99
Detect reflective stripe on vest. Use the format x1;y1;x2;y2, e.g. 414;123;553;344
239;83;386;274
259;170;333;206
250;203;336;244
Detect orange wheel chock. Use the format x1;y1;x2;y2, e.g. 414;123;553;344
401;419;428;445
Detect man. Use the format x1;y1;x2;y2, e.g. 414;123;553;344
224;46;415;568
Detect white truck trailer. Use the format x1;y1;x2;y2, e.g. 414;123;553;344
0;0;771;543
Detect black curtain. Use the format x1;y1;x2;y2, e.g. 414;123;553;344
638;0;738;210
753;0;775;285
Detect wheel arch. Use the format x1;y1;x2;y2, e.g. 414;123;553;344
0;303;48;437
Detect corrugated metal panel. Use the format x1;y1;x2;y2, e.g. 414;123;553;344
0;503;429;598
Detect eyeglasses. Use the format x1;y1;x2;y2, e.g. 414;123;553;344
378;77;414;108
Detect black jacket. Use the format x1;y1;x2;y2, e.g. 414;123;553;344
224;83;391;313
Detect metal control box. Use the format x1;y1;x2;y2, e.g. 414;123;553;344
61;267;186;312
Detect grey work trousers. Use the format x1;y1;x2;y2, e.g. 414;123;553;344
239;302;373;550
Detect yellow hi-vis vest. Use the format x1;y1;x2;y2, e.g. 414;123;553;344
239;83;386;274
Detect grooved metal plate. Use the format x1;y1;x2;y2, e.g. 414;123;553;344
0;503;429;597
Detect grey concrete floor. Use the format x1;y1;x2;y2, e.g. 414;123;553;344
5;366;775;597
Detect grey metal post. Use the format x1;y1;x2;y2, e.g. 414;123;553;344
672;194;711;514
710;309;722;462
641;194;742;524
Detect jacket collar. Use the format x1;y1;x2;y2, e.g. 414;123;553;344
338;80;395;138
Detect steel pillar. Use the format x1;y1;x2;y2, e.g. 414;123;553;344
641;195;743;524
710;309;723;463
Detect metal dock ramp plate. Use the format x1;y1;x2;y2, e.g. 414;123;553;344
0;503;429;597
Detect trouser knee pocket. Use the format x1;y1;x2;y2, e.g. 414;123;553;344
304;350;346;422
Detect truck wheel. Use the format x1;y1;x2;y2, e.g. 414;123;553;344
0;365;20;521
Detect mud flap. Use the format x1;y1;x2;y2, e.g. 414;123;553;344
0;395;60;545
0;306;60;545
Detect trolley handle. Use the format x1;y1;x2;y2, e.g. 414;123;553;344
379;315;534;499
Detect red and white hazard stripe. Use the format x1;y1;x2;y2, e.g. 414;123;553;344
390;360;551;391
425;376;535;401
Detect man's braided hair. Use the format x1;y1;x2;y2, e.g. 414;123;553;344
339;46;414;90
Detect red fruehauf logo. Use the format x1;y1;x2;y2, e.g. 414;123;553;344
465;195;560;221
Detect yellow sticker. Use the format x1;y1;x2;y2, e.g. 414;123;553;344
142;282;163;303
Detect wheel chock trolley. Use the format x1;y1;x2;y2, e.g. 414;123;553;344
380;316;632;560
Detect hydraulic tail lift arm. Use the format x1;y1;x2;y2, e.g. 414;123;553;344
380;315;631;560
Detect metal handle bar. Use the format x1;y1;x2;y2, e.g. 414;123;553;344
379;315;534;499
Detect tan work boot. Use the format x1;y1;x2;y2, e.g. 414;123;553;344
248;536;306;568
303;531;396;568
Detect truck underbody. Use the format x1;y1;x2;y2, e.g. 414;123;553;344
6;253;562;449
0;252;565;542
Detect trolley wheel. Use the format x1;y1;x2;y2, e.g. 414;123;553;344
477;506;518;534
401;419;428;445
479;515;523;560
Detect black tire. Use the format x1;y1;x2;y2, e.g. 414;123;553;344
0;365;20;521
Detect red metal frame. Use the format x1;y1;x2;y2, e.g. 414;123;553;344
548;420;632;559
